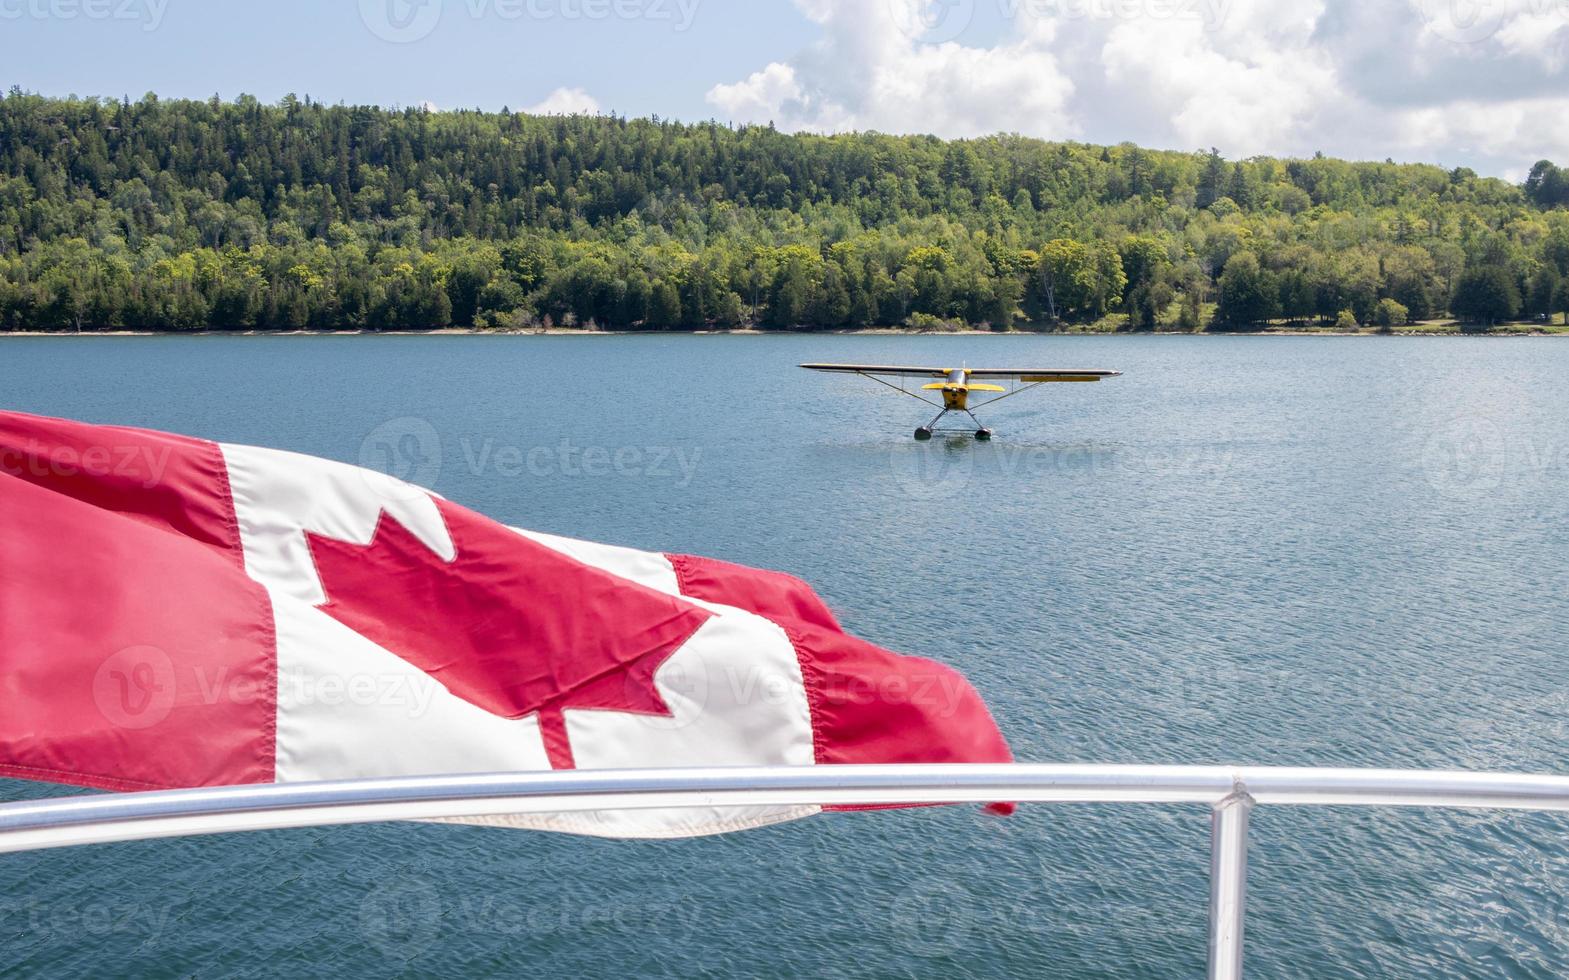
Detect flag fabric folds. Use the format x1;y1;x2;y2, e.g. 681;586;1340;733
0;411;1011;838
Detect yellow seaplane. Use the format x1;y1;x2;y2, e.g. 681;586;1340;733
801;363;1123;440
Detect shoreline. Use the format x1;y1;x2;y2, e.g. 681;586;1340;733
2;326;1566;339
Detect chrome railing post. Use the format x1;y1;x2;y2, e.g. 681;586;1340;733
1208;784;1253;980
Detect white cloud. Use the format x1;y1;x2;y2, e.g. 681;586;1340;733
1390;96;1569;169
524;87;602;116
1494;8;1569;71
705;0;1569;174
708;63;842;131
706;0;1076;138
1100;2;1339;157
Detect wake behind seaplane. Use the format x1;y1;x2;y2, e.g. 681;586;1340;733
802;363;1123;440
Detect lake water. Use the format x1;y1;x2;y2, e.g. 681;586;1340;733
4;334;1569;978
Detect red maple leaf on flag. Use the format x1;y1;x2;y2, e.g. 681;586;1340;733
305;499;713;770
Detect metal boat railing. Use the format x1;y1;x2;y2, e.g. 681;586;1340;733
6;764;1569;978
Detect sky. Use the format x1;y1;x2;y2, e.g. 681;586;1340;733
2;0;1567;179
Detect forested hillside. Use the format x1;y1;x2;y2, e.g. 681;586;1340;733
2;90;1567;332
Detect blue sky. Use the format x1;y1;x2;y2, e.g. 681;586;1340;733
4;0;1567;177
1;0;813;118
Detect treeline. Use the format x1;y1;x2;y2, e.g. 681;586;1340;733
1;90;1567;333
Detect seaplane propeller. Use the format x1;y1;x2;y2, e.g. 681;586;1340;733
801;363;1122;440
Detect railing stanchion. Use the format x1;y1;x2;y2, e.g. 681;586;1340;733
1208;785;1253;980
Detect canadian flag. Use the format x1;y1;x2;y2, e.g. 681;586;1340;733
0;411;1012;838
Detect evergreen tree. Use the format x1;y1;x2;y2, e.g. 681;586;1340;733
648;280;683;329
1526;161;1568;210
1528;267;1560;319
1197;149;1227;210
1451;266;1521;324
1216;252;1278;326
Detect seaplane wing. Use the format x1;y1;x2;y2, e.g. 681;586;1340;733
800;364;951;378
964;369;1124;382
801;364;1124;383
